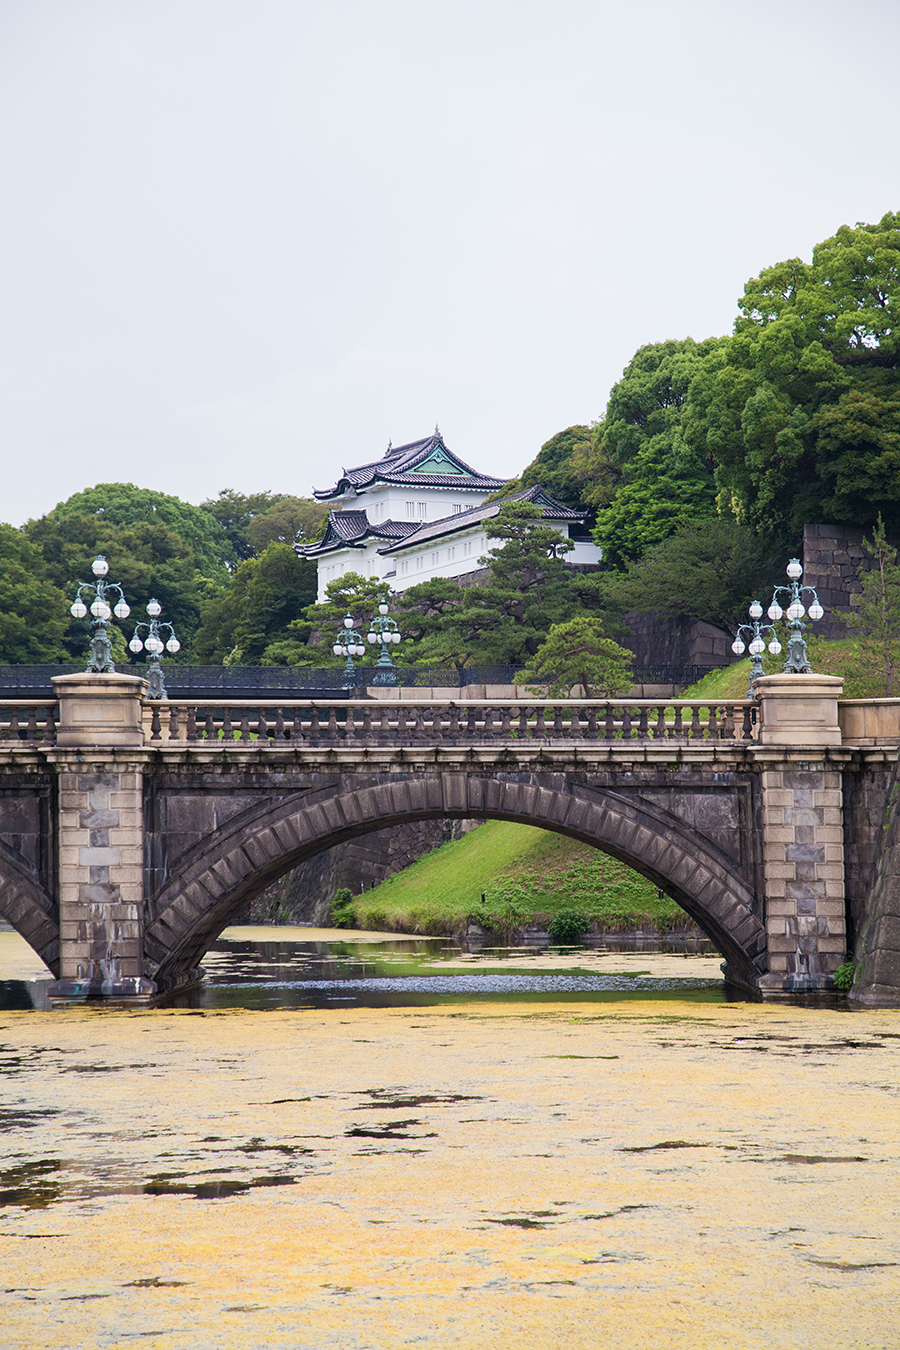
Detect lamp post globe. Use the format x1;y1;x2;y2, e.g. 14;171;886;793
129;599;179;699
334;614;366;688
368;598;401;686
68;555;131;674
732;598;781;698
768;558;826;674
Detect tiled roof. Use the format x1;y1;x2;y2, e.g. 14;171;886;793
295;511;419;557
376;484;588;556
313;433;506;500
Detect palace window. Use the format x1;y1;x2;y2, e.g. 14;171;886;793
406;501;416;518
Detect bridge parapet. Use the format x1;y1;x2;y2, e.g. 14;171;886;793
142;697;759;748
0;699;57;745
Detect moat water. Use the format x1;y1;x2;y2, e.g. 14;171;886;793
0;927;897;1349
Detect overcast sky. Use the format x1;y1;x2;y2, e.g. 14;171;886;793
1;0;898;527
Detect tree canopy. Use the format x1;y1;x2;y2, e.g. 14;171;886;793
201;490;328;562
683;211;900;538
520;618;633;697
193;543;317;665
394;502;599;670
0;526;70;664
494;425;595;512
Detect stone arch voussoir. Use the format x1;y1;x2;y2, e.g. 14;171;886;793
0;841;59;976
146;772;766;992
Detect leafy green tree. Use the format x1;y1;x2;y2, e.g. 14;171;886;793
245;496;328;553
591;518;782;636
601;338;725;467
37;483;232;574
569;422;621;512
589;339;722;564
396;503;592;669
684;211;900;538
193;543;317;665
202;490;329;561
521;618;633;696
492;426;595;511
840;515;900;696
0;525;70;663
285;572;396;667
200;490;286;562
26;509;213;660
394;577;471;675
591;439;717;567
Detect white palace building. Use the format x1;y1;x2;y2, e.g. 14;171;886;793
296;430;602;602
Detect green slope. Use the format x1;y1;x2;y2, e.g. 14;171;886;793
683;636;883;700
345;820;693;938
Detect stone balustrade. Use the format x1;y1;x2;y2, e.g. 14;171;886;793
0;700;58;744
143;697;759;746
3;693;900;752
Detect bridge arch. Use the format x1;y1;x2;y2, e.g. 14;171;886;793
0;840;59;976
146;773;767;993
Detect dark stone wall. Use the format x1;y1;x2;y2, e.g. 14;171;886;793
235;817;482;925
842;765;895;952
621;612;736;673
851;760;900;1006
802;522;900;640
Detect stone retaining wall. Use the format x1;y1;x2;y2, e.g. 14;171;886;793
236;818;482;925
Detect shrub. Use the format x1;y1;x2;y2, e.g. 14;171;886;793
328;887;356;929
832;959;855;992
548;908;589;945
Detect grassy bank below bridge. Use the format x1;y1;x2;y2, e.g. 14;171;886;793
337;819;696;939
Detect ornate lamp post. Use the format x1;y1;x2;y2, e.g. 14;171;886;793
69;555;131;673
128;599;180;699
333;613;366;689
767;558;825;674
731;600;782;699
366;601;402;686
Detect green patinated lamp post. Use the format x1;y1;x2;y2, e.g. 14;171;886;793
333;613;366;689
129;599;180;699
68;555;131;673
731;600;782;699
366;601;402;687
767;558;825;674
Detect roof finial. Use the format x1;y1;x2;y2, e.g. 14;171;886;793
387;438;392;452
434;422;441;438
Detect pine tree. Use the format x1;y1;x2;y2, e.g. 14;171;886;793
845;516;900;697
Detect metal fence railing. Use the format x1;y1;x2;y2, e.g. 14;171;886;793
0;662;728;699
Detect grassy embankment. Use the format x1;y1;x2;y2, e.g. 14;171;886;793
344;819;691;939
682;635;879;700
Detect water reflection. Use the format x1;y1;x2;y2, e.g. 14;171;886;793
187;929;729;1010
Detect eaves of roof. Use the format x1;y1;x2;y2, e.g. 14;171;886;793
375;484;586;555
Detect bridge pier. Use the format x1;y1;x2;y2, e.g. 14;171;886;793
755;675;846;996
47;675;155;1002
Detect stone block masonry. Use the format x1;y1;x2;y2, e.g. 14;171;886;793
758;764;846;990
54;758;147;982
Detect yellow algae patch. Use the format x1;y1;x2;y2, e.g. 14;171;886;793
0;999;897;1348
218;924;424;944
0;928;53;980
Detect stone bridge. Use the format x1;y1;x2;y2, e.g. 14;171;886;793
1;673;899;1005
